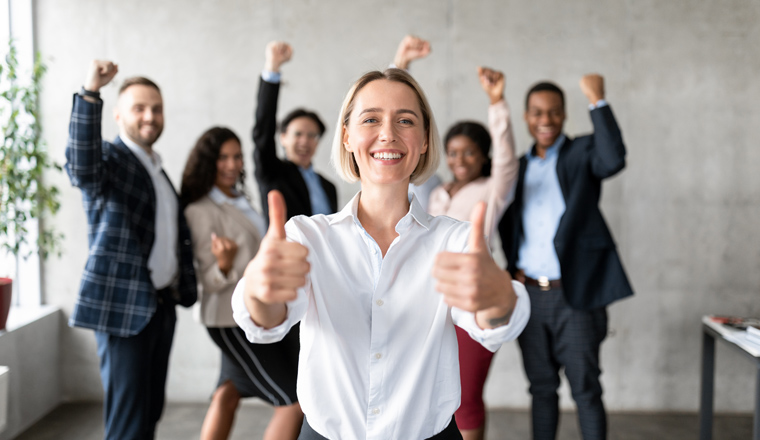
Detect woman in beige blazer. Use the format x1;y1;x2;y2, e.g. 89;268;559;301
181;127;302;440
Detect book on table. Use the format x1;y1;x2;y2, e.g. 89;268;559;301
705;316;760;356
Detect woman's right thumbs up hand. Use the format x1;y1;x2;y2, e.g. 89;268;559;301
243;190;310;328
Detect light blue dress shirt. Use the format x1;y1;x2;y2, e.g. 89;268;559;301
517;101;609;280
299;166;332;216
517;134;567;280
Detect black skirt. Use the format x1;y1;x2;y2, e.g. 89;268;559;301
206;323;299;406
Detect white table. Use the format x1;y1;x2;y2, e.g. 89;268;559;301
700;316;760;440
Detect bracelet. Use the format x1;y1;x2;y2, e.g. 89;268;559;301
79;86;101;99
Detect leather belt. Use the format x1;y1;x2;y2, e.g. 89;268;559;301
523;275;562;292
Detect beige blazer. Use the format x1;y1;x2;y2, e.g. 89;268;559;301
184;195;262;327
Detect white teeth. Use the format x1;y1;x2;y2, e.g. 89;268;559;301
372;152;402;160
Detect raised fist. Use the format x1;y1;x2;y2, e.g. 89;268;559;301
265;41;293;73
477;66;505;105
580;74;605;105
393;35;431;70
84;60;118;92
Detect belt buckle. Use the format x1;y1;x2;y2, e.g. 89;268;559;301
538;276;551;291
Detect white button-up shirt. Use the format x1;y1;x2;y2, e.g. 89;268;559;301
232;192;530;440
121;135;178;289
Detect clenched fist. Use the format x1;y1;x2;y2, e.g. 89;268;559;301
580;74;605;105
393;35;431;70
265;41;293;73
210;233;238;275
478;66;505;105
84;60;118;92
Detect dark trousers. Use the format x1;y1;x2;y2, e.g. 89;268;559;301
517;285;608;440
95;298;176;440
298;416;463;440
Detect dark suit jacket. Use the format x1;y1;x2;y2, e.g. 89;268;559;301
65;94;197;337
498;105;633;310
253;77;338;221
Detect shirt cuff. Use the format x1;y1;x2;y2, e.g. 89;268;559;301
452;280;531;352
589;99;608;110
261;70;281;84
231;277;305;344
211;264;239;286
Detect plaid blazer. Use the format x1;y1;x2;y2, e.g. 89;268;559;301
65;94;197;337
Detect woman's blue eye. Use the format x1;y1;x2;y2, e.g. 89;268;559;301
363;118;377;123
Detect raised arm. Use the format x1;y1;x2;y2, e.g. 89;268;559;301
64;60;119;195
252;41;293;183
477;67;518;238
580;74;626;179
393;35;431;70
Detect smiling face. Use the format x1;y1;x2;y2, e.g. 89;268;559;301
280;116;321;168
342;79;428;188
215;139;243;194
115;84;164;149
446;134;486;184
525;90;566;150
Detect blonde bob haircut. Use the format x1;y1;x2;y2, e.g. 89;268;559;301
331;68;441;185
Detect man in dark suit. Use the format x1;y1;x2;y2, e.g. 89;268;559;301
253;41;338;222
498;74;633;440
65;60;197;440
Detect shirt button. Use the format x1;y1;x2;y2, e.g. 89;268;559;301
376;299;384;306
372;408;380;415
374;353;382;359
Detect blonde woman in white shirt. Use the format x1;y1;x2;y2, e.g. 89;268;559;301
181;127;302;440
232;69;530;440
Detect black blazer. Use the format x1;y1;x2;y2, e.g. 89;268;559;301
498;105;633;310
253;77;338;221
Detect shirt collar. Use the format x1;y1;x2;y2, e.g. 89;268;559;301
208;186;241;205
121;134;162;169
528;133;566;160
328;191;431;231
298;164;315;173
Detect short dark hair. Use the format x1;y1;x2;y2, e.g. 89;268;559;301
280;108;326;136
180;127;244;207
525;81;564;110
444;121;493;177
119;76;161;96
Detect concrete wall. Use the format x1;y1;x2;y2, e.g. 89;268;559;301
36;0;760;412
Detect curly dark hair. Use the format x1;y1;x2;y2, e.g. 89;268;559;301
180;127;245;207
444;121;492;178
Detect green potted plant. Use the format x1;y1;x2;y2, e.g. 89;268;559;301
0;40;61;330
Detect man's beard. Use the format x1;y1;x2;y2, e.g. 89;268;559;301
126;122;163;148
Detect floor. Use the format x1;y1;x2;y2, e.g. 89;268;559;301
14;402;753;439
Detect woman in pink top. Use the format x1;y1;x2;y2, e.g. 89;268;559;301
427;67;519;440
